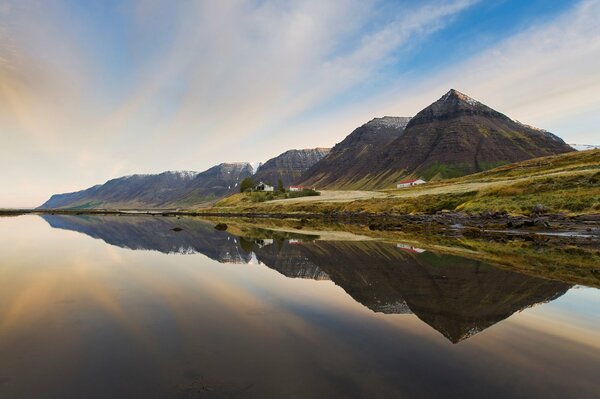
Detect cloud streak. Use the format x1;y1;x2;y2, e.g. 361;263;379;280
0;0;598;207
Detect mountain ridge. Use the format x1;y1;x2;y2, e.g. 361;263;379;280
39;162;254;209
297;116;412;188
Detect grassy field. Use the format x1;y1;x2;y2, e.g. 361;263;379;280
211;150;600;216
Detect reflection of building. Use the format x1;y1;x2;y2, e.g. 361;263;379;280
254;238;274;248
288;239;304;245
396;243;426;253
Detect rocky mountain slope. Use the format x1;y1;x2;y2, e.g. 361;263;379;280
298;117;411;188
252;148;330;187
299;90;573;189
39;163;253;209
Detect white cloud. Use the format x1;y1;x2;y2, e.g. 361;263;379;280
2;0;599;207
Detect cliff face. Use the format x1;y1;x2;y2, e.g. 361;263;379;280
39;163;254;209
252;148;330;187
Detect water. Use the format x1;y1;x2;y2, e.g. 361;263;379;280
0;215;598;398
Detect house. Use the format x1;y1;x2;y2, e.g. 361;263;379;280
396;243;426;254
289;186;305;192
255;181;274;192
396;178;426;189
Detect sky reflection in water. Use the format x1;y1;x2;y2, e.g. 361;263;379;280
0;215;598;398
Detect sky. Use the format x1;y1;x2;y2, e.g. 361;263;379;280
1;0;599;207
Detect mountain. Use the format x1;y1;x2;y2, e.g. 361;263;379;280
39;163;253;209
252;148;330;187
299;90;574;189
298;116;411;188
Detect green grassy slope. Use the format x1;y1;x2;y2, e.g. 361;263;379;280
211;150;600;215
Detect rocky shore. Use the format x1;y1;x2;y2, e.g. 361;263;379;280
3;208;599;240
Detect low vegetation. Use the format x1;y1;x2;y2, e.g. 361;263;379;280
210;150;600;216
204;216;600;288
218;188;320;205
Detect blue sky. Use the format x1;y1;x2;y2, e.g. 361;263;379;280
0;0;598;206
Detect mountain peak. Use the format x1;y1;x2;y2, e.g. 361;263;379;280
407;89;507;128
441;89;481;106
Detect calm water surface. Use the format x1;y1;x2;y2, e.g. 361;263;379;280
0;215;598;398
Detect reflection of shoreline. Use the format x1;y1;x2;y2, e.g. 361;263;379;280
41;214;572;343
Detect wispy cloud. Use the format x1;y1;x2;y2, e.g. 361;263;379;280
0;0;598;207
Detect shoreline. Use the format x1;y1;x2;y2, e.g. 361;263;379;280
2;208;599;239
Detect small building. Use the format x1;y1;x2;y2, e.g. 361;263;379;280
396;243;426;254
255;181;274;192
289;186;305;192
396;178;426;189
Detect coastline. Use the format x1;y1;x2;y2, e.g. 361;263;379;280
3;207;599;240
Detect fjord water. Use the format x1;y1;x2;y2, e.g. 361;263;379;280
0;216;598;398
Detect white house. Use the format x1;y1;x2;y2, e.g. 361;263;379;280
396;178;426;189
255;182;274;192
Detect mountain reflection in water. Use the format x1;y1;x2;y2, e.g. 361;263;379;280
42;215;571;343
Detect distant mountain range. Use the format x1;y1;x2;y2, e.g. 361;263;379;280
40;89;575;209
40;163;254;209
39;149;328;209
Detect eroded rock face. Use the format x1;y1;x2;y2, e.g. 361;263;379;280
39;163;254;209
252;148;330;187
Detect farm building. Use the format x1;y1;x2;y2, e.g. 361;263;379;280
396;179;426;188
255;182;274;192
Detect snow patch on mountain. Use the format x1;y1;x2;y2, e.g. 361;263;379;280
249;161;262;174
367;116;411;130
569;143;600;151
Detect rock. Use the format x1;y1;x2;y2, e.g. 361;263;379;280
214;223;228;231
532;204;548;215
171;227;183;232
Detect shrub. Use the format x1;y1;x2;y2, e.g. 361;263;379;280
240;177;255;193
